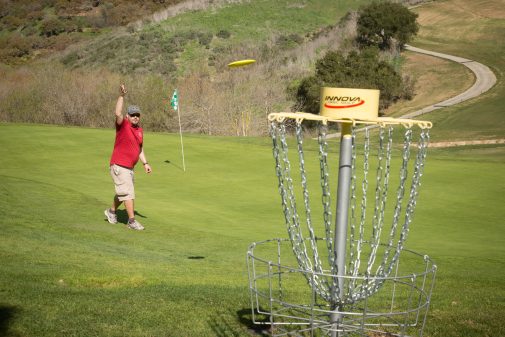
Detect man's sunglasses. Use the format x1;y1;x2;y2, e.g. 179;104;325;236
130;113;140;118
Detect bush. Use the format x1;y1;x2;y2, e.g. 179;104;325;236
216;29;231;39
356;1;418;50
293;48;405;114
40;17;66;37
2;15;24;31
197;32;213;48
0;33;32;61
276;33;303;49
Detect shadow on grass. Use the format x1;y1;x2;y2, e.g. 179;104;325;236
164;159;185;172
0;305;21;337
209;308;271;337
112;209;147;224
237;308;271;336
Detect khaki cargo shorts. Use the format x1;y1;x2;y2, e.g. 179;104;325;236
110;164;135;201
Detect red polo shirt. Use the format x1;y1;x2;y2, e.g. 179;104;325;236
109;118;143;169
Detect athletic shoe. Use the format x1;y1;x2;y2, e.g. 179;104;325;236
104;208;118;224
127;219;144;231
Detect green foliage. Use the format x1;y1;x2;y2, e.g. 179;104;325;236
293;48;405;114
196;31;213;48
356;1;419;50
40;17;66;37
276;33;304;50
216;29;231;39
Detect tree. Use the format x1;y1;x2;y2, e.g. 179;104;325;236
293;48;404;114
356;1;418;50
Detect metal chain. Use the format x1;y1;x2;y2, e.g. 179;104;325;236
318;124;335;270
356;128;370;273
295;123;329;297
372;127;413;294
279;123;313;273
366;126;393;274
347;127;358;296
270;121;430;304
270;121;331;301
376;128;429;290
392;128;430;261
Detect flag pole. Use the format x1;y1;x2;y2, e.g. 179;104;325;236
172;89;186;172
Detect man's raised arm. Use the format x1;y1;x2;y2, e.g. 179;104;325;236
115;84;127;125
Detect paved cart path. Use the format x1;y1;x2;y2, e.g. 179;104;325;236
326;45;498;142
400;45;497;119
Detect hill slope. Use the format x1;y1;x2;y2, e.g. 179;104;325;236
0;0;503;141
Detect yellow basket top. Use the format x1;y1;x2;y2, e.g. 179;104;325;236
268;112;433;129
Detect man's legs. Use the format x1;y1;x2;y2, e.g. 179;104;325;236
111;195;123;212
124;199;143;230
111;196;134;219
124;199;135;220
108;165;143;230
105;195;121;224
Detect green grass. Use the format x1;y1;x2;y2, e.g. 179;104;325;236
154;0;370;43
1;123;504;336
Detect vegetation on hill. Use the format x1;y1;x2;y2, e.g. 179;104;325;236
0;0;184;64
292;1;420;116
356;1;419;50
294;48;409;114
0;0;502;141
1;0;380;135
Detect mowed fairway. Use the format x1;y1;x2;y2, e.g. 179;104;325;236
1;123;505;337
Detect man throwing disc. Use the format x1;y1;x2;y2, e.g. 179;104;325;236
104;84;152;230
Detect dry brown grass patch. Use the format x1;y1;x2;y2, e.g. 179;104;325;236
384;51;474;117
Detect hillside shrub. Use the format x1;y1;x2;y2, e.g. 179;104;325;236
356;1;418;50
216;30;231;39
2;15;24;31
0;64;176;130
292;48;405;114
276;33;304;49
40;17;66;37
0;33;32;61
197;32;213;48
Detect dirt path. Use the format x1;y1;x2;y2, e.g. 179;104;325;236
428;139;505;148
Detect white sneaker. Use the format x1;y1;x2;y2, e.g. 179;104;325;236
104;209;118;224
127;219;144;231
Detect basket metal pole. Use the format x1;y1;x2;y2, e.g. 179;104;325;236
331;124;353;337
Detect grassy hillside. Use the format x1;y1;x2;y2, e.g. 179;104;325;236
4;0;501;140
0;123;504;337
410;0;505;142
0;0;185;64
61;0;372;74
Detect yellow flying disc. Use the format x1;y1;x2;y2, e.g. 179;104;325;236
227;59;256;67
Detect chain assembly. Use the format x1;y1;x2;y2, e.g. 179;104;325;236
269;117;431;305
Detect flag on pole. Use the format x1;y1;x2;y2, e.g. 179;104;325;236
170;89;186;172
170;89;178;111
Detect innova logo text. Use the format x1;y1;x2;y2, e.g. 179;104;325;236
324;96;365;109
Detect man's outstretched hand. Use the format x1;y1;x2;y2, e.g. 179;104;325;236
120;84;127;96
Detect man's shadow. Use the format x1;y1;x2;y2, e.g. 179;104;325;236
0;305;21;337
108;210;147;224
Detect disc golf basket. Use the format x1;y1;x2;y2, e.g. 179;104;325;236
247;88;437;337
